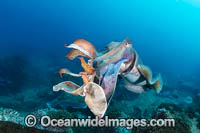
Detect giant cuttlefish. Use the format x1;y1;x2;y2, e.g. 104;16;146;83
53;38;163;118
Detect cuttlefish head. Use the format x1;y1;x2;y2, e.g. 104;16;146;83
122;37;133;48
65;39;97;60
119;38;136;73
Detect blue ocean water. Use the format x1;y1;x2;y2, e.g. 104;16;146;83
1;0;200;79
0;0;200;132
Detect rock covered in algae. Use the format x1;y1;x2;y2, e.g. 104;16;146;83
0;121;46;133
0;108;23;124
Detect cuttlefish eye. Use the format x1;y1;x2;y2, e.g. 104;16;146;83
125;37;132;48
88;60;93;67
120;37;133;48
126;43;132;48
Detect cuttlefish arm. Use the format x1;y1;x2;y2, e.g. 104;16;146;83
54;73;107;117
60;54;95;84
84;82;107;118
53;81;86;96
59;68;81;78
66;48;90;60
65;39;97;59
79;72;90;84
79;57;95;75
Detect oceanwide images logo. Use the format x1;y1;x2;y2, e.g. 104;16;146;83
24;115;175;129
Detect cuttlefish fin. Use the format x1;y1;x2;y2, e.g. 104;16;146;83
124;80;145;94
53;81;86;96
59;68;81;78
137;65;153;83
137;65;163;93
84;82;107;118
152;74;163;93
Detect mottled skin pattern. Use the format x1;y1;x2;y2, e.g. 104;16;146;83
100;60;126;100
94;39;134;101
53;38;163;118
79;57;95;75
80;72;90;84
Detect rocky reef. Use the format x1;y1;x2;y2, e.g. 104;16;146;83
0;54;200;133
0;86;199;133
0;121;46;133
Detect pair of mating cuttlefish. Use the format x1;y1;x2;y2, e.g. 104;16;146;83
53;38;163;118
